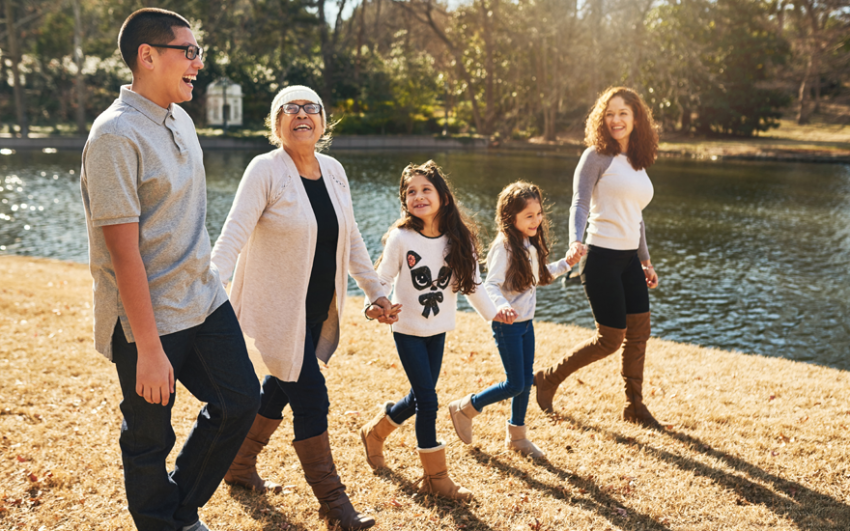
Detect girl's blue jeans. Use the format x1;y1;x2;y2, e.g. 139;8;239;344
471;320;535;426
387;331;446;449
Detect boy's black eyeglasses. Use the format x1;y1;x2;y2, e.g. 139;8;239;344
281;103;323;115
147;44;203;61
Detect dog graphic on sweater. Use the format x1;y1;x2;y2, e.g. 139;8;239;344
407;251;451;318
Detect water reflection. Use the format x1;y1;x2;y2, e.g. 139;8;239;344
1;149;848;370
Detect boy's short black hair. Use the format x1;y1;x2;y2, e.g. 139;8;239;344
118;8;191;72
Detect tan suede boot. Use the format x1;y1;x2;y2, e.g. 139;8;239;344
293;431;376;530
621;312;663;430
359;401;400;470
505;422;545;459
416;443;473;501
224;414;283;493
534;322;626;412
448;394;480;445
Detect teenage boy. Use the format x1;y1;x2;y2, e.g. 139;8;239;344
80;9;260;531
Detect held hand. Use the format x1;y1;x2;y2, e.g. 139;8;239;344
642;263;659;289
365;304;385;320
494;306;517;325
376;304;402;325
565;241;586;267
135;345;174;407
370;297;402;325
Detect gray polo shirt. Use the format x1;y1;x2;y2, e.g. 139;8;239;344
80;85;228;360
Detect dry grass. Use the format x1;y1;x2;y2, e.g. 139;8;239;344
2;255;849;531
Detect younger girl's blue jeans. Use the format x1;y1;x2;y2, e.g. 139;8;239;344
387;331;446;449
471;320;535;426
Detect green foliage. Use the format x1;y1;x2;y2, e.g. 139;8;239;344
643;0;790;136
2;0;834;139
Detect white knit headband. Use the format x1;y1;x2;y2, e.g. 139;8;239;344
269;85;326;129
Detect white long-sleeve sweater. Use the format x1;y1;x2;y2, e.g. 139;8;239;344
484;233;570;323
376;227;497;337
569;147;654;261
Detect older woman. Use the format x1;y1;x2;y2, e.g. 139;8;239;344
534;87;663;429
211;85;393;530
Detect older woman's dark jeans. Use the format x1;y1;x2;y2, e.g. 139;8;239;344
257;321;330;442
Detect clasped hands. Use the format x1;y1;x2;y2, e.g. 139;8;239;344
365;296;403;324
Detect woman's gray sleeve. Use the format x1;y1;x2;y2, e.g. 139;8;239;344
638;218;650;262
569;149;610;244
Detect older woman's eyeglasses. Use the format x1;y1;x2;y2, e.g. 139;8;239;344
147;44;203;61
281;103;323;115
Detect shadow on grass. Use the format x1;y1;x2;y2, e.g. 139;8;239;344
563;415;850;531
378;467;498;531
468;448;673;531
226;484;313;531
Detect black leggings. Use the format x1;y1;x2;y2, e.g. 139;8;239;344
579;245;649;329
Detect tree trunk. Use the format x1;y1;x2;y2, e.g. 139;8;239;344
5;0;29;138
796;55;812;125
589;0;604;99
812;53;820;113
372;0;382;53
73;0;86;134
479;0;497;135
353;0;366;112
680;104;691;132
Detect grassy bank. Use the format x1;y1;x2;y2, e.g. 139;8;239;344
1;256;849;530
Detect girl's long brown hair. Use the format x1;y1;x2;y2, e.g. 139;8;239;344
379;160;482;295
491;181;554;292
585;86;659;171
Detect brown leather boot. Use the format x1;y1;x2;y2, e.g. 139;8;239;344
534;322;626;412
621;312;662;430
293;431;375;530
224;414;283;493
359;401;399;470
416;443;473;501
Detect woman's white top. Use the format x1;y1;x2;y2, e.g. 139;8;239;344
376;227;497;337
211;148;386;382
484;233;570;322
569;147;654;260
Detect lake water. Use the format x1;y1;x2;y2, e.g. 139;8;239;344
1;149;848;370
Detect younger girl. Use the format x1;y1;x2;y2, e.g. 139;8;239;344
447;182;573;458
358;160;511;501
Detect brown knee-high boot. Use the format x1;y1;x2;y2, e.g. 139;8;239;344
293;431;375;530
621;312;662;429
224;414;283;492
534;322;626;413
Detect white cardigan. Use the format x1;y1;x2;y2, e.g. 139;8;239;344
211;149;386;382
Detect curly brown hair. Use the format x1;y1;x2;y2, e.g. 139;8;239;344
585;87;659;171
378;160;483;295
491;181;554;293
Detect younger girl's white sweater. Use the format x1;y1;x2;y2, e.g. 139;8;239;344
484;233;570;323
377;227;498;337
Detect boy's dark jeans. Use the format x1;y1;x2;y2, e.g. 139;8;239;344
112;301;260;531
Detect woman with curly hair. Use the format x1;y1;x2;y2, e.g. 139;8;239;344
533;86;664;429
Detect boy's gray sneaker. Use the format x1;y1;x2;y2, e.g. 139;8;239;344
182;521;210;531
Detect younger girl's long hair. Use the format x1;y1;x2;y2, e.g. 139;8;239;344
379;160;482;295
585;86;659;171
492;181;554;292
